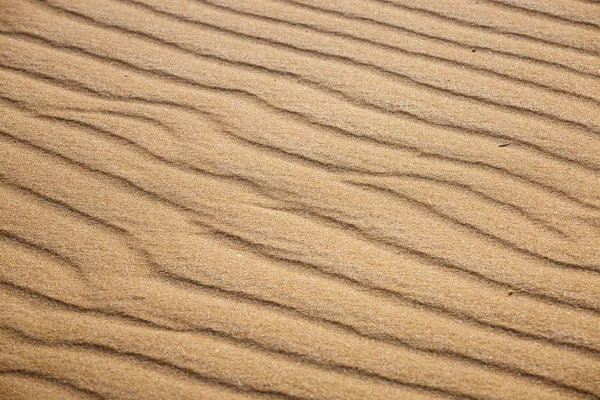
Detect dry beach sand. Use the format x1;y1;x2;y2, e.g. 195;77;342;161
1;0;600;398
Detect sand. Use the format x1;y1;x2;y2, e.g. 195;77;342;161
0;0;599;398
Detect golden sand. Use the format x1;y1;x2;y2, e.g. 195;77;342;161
1;0;599;398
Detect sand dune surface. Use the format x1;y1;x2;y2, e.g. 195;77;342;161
1;0;600;398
